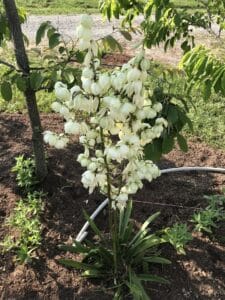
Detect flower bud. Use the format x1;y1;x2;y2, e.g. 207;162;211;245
133;94;144;108
99;74;111;91
79;136;86;144
127;182;138;194
156;117;168;127
116;193;128;202
88;162;97;171
77;154;89;167
84;50;92;66
55;138;67;149
44;131;57;147
133;81;142;95
82;67;94;79
78;38;91;51
64;120;80;135
127;68;141;82
82;77;92;93
55;86;71;101
153;102;163;113
106;147;120;160
80;14;93;28
103;96;121;110
96;173;107;183
111;73;126;91
59;106;69;116
119;144;129;156
70;85;81;95
51;101;61;113
140;58;150;71
91;41;98;56
121;102;136;115
89;139;95;147
145;108;157;119
99;116;114;129
125;134;139;145
76;25;92;40
153;125;164;137
95;150;103;157
140;71;148;81
110;126;120;135
91;82;101;95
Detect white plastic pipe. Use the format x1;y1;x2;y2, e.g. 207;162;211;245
160;166;225;174
75;166;225;242
76;198;109;242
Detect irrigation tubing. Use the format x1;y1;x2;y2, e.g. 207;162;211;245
75;166;225;242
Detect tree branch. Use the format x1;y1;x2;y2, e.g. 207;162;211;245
0;59;17;70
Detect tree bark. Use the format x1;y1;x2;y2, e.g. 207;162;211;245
3;0;47;180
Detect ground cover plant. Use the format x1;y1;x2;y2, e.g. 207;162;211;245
1;191;44;263
1;155;44;264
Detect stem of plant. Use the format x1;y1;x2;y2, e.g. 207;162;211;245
100;128;118;282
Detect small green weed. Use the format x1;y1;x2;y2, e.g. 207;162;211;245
191;194;225;234
163;223;193;254
1;191;44;263
12;155;38;192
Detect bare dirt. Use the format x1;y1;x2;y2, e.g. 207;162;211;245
1;113;225;299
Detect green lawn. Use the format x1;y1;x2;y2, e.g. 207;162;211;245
16;0;99;14
15;0;201;15
172;0;200;9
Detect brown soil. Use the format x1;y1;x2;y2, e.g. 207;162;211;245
1;113;225;300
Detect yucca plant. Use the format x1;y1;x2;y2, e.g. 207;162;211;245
59;201;170;299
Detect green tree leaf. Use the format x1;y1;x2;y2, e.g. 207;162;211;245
1;81;12;101
119;30;132;41
48;33;61;49
167;105;178;123
30;72;43;90
202;79;211;100
16;76;27;92
144;139;163;162
103;35;122;52
177;134;188;152
162;135;175;154
35;21;51;45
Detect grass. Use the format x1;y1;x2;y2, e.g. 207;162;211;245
16;0;99;14
14;0;201;15
172;0;201;9
170;76;225;150
147;61;225;150
187;94;225;149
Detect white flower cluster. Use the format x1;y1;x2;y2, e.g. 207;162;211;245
44;15;168;210
76;14;93;51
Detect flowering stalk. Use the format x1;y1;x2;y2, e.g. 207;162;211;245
99;126;117;276
44;14;168;279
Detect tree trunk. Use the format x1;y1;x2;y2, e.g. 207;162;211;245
3;0;47;180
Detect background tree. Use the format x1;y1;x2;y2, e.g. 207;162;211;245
2;0;47;180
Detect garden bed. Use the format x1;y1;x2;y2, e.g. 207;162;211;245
1;113;225;299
